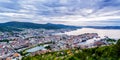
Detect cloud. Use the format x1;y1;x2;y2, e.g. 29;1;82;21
0;0;120;26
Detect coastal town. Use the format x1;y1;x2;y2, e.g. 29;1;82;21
0;28;115;60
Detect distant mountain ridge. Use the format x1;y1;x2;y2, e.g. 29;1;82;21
0;21;80;32
0;21;120;32
83;26;120;29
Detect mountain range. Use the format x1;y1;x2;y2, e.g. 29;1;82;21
0;21;80;32
0;21;120;32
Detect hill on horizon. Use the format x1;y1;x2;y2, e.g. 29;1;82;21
0;21;120;32
0;21;80;32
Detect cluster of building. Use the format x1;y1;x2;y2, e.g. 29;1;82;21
50;33;108;51
0;28;110;60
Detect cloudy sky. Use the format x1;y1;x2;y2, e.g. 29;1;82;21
0;0;120;26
